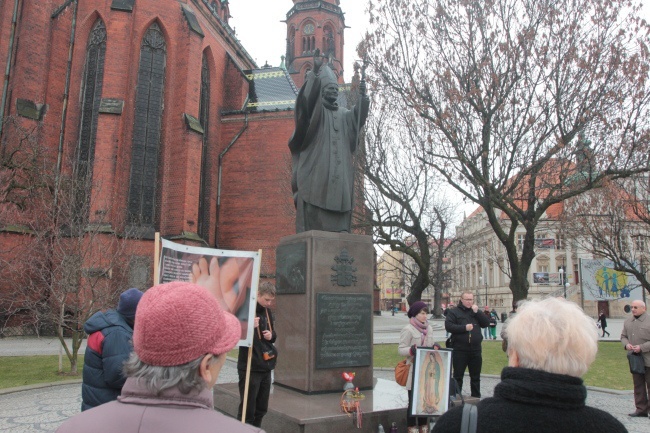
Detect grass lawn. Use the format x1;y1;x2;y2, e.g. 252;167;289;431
1;342;631;390
374;341;631;390
0;355;84;390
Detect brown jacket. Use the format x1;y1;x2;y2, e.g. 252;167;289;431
621;311;650;367
56;377;265;433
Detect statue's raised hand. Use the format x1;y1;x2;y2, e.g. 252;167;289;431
313;48;323;74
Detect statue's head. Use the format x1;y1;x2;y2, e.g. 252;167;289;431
319;64;339;104
322;83;339;104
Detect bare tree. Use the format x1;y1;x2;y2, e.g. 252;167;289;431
364;95;457;316
0;116;44;210
562;176;650;294
1;159;135;374
364;0;650;305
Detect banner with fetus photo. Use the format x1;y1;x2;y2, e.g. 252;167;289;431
157;238;261;346
410;348;453;417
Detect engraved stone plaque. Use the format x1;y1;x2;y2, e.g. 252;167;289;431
315;293;372;369
99;99;124;114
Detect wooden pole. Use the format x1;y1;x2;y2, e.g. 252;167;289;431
153;232;160;286
241;249;263;423
240;344;254;423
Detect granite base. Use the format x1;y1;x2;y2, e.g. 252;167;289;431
213;377;410;433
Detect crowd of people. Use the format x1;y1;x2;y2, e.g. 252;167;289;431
55;274;648;433
395;295;648;433
432;297;628;433
57;255;277;433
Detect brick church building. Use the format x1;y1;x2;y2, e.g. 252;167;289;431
0;0;363;329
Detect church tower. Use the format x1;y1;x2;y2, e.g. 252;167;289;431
285;0;346;88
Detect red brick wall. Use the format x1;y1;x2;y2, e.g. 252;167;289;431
217;112;296;276
1;1;307;298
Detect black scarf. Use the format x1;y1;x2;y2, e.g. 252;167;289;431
495;367;586;410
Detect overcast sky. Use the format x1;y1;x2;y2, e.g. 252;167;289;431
228;0;369;83
227;1;650;226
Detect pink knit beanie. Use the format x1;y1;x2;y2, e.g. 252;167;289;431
133;281;241;366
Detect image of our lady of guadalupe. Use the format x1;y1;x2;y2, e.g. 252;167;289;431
415;350;448;415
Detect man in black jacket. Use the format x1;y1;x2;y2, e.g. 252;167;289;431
237;282;277;427
445;291;490;397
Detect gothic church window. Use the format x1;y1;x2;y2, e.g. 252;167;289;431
75;19;106;220
198;53;211;243
303;23;315;53
323;25;335;57
127;23;166;231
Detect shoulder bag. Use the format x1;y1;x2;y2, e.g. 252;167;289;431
628;352;645;375
460;404;477;433
258;309;277;363
395;359;409;386
445;335;454;349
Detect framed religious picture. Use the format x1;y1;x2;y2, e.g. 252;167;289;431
410;347;453;417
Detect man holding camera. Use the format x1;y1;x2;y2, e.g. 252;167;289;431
237;282;277;427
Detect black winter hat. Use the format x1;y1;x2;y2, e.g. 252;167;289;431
117;288;144;321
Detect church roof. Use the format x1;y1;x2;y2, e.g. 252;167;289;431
245;67;298;113
243;66;356;114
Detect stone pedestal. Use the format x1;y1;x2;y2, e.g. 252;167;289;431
213;378;409;433
274;231;375;393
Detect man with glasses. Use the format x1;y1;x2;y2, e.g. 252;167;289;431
445;292;490;397
621;300;650;418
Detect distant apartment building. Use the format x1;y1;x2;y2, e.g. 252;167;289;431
377;238;453;312
450;191;649;317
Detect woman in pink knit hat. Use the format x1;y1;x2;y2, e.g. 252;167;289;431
56;279;265;433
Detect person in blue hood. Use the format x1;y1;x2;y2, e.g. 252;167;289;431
81;287;143;411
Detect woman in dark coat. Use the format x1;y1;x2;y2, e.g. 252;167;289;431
598;311;610;337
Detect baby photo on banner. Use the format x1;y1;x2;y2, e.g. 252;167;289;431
157;238;261;346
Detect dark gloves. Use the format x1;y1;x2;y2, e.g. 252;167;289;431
409;344;417;356
433;342;441;350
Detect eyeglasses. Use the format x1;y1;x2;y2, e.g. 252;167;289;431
461;298;473;301
631;306;641;309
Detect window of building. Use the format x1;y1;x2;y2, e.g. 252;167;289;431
634;235;646;252
555;233;564;250
75;20;107;221
323;24;335;57
573;263;580;284
198;53;211;243
127;23;166;232
619;235;629;254
517;233;525;250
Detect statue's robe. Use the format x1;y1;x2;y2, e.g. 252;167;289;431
288;70;369;233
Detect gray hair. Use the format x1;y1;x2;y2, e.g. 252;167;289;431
123;351;216;396
506;297;598;377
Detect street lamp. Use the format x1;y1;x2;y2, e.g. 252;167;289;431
479;273;488;306
559;267;566;298
391;281;396;316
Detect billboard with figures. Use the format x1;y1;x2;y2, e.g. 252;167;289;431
579;259;644;301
